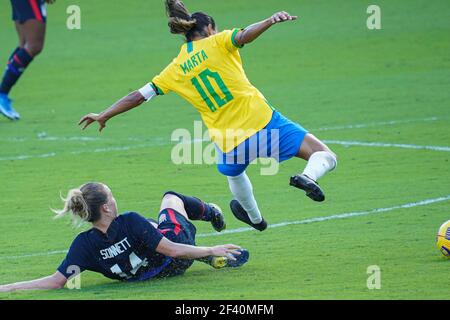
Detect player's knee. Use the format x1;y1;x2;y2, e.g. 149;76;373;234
25;42;44;57
325;150;338;170
310;150;337;170
162;192;179;203
318;142;337;164
161;192;184;211
163;191;183;201
329;150;337;162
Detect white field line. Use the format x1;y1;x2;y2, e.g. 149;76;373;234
2;138;449;162
0;250;69;261
313;117;439;132
0;116;447;161
324;140;450;152
0;116;441;143
0;142;167;161
197;195;450;237
0;135;156;143
0;153;57;161
0;195;448;261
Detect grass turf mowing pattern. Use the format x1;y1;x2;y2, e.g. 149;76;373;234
0;0;449;299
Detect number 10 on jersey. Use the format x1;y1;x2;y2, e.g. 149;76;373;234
191;69;234;112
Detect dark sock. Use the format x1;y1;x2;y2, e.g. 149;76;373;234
8;47;21;63
164;191;213;221
0;48;33;94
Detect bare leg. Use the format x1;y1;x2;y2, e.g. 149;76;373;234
159;194;189;220
15;22;26;48
159;193;230;267
0;23;28;119
290;133;337;201
0;20;46;120
296;133;336;161
160;191;226;232
20;19;46;57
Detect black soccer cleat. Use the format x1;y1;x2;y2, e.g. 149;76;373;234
229;200;267;231
199;249;250;269
290;174;325;202
208;203;226;232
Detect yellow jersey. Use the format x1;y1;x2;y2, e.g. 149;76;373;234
151;28;274;153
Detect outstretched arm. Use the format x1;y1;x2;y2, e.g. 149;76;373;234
234;11;298;46
156;237;241;261
0;271;67;293
79;90;147;132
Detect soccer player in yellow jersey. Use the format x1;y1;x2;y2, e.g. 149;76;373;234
80;0;337;231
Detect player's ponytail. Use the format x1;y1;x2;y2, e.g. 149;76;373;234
53;183;107;224
165;0;216;41
165;0;196;34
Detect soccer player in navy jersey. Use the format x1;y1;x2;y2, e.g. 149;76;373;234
0;0;55;120
0;182;249;292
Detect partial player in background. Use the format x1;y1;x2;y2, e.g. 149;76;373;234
0;182;249;292
79;0;337;232
0;0;55;120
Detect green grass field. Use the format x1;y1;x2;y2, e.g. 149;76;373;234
0;0;449;300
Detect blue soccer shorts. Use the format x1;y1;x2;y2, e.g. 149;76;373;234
216;110;308;177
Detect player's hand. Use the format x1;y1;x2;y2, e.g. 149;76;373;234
211;244;241;261
79;113;107;132
269;11;298;25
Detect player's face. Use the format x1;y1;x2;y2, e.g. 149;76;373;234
206;24;217;36
102;184;118;217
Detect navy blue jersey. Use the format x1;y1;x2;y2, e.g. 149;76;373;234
57;212;172;281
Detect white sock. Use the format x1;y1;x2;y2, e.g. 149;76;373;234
302;151;337;181
227;172;262;224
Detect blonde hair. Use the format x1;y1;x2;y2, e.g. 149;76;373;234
53;183;107;223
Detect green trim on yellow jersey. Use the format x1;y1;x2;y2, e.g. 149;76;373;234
152;82;165;96
264;99;276;111
151;28;273;153
231;29;244;48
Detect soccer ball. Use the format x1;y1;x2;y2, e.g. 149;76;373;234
436;220;450;257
